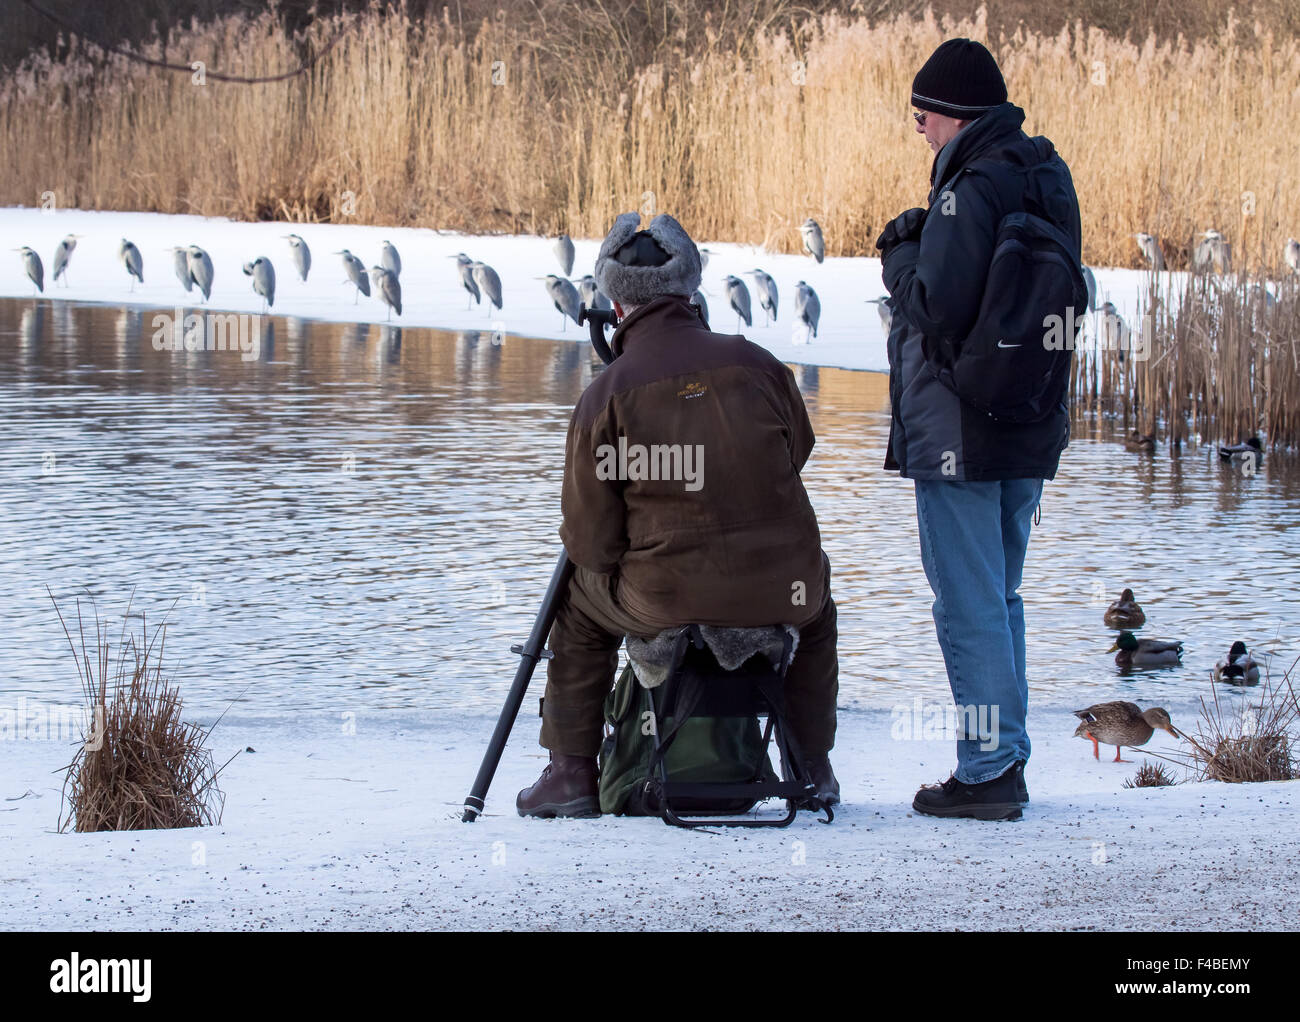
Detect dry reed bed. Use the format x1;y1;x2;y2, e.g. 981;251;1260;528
1072;273;1300;447
2;5;1299;268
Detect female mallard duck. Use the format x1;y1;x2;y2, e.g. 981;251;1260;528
1073;702;1180;762
1110;630;1183;668
1124;432;1155;453
1214;641;1261;685
1103;588;1146;629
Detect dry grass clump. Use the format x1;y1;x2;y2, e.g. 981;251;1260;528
1166;657;1298;784
1122;761;1178;788
52;593;226;832
1;5;1298;266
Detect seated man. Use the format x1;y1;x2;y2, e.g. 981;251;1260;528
517;212;840;817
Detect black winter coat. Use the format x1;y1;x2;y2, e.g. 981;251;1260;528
882;102;1082;481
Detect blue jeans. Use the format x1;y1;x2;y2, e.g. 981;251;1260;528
913;477;1043;783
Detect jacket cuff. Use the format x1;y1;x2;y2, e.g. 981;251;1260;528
881;239;921;293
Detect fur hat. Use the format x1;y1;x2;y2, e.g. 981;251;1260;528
594;212;702;306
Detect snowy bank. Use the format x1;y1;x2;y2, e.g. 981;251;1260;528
2;703;1293;931
2;207;1172;373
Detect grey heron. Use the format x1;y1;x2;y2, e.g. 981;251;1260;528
119;239;144;291
186;245;214;301
553;234;575;277
540;274;581;330
242;257;276;312
51;234;81;286
577;274;611;312
793;281;820;342
867;296;892;333
724;275;752;331
381;240;401;277
284;234;311;281
745;268;778;325
1081;265;1098;312
15;247;43;294
168;247;193;293
449;253;481;309
690;289;709;325
334;250;370;302
698;248;714;272
1285;238;1300;274
800;218;825;263
369;265;402;320
1133;232;1164;272
1193;230;1231;274
471;261;502;315
1099;302;1130;353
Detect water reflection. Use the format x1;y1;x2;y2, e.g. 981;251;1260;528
0;298;1295;717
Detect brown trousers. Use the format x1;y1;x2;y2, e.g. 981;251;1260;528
540;556;839;758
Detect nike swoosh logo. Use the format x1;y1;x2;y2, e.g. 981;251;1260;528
997;340;1022;348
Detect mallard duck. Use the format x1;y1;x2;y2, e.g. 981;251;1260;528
1073;702;1180;762
1110;630;1183;668
1103;588;1146;629
1219;436;1263;463
1214;641;1261;685
1124;432;1155;452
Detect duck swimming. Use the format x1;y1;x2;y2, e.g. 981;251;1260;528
1103;588;1146;630
1110;630;1183;669
1214;641;1261;686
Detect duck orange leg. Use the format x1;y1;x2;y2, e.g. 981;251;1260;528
1086;731;1100;760
1112;746;1130;763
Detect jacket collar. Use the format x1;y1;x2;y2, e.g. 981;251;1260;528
928;102;1027;202
610;294;706;358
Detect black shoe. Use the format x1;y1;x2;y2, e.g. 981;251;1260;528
801;755;840;806
912;762;1026;822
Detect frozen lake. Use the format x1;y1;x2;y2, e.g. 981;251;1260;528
1;299;1294;719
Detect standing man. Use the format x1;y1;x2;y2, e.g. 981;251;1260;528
877;39;1082;820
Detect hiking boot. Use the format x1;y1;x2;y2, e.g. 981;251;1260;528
912;762;1026;822
802;754;840;806
516;753;600;818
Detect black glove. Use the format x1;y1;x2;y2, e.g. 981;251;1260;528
876;207;927;256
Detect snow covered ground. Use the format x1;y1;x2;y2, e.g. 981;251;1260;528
3;703;1293;931
1;207;1172;373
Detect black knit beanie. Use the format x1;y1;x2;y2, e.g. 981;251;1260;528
911;38;1007;119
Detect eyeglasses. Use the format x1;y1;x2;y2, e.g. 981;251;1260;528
912;110;928;126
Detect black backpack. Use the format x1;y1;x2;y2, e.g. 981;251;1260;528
924;158;1088;424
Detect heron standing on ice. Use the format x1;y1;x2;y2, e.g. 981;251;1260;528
577;274;611;312
15;247;43;294
334;250;371;302
540;275;582;330
119;239;144;291
800;218;825;263
746;268;778;325
724;275;752;331
472;261;502;315
1099;302;1130;354
243;257;276;312
690;289;709;324
186;245;214;301
1132;233;1164;272
450;253;481;309
285;234;311;281
793;281;820;342
168;247;193;293
370;265;401;320
553;234;575;277
381;240;401;278
52;234;81;286
867;296;892;333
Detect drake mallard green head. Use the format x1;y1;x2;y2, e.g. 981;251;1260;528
1214;641;1261;685
1109;630;1183;668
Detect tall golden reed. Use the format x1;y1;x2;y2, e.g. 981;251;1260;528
2;4;1298;271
